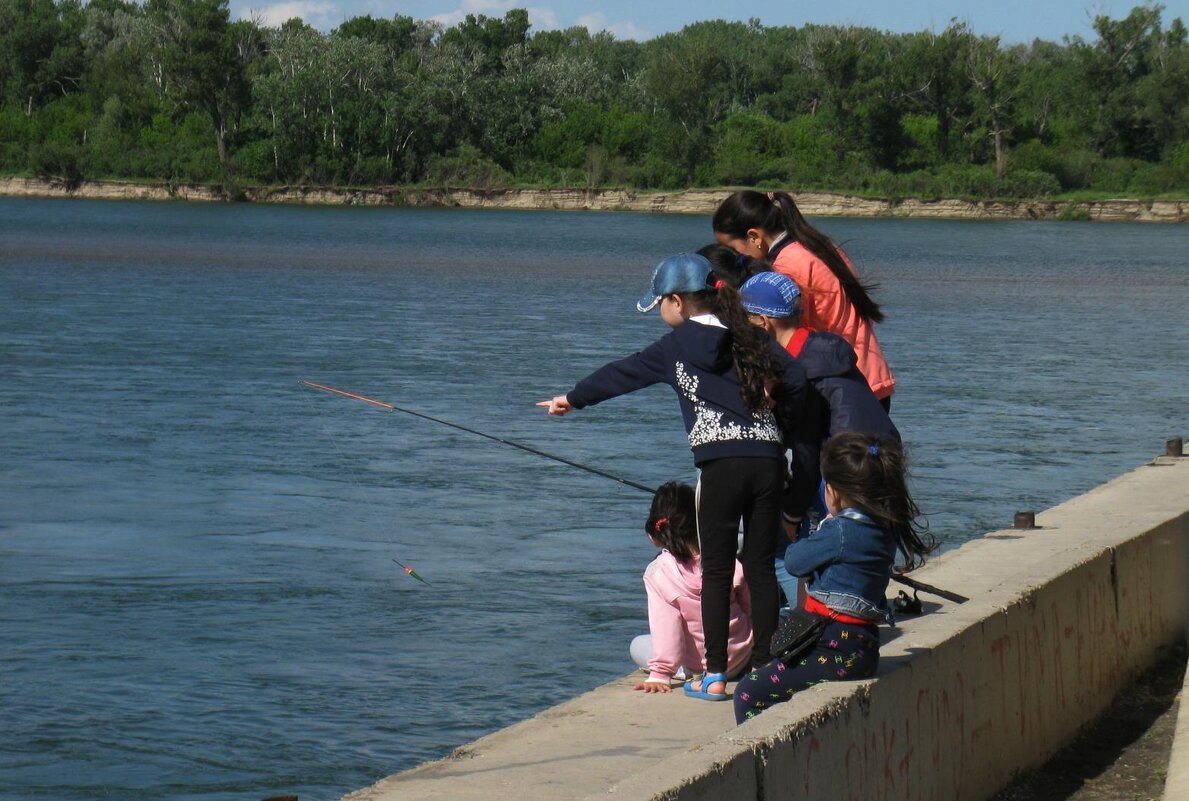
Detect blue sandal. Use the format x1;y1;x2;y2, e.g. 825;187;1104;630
683;672;728;701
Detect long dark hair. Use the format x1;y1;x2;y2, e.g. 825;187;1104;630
645;481;698;562
696;243;772;289
679;280;782;413
712;190;884;324
820;432;935;570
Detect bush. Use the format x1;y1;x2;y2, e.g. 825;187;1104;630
900;114;940;170
422;144;512;187
1091;157;1143;193
1051;150;1099;191
347;156;396;186
136;112;220;182
30;140;84;186
859;164;1060;200
232;139;276;183
785;114;838;183
1126;161;1189;195
1010;140;1099;191
710;112;792;186
0;107;32;171
1056;203;1091;221
997;169;1062;198
627;152;685;189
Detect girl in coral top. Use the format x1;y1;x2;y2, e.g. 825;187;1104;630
630;482;753;692
713;190;896;407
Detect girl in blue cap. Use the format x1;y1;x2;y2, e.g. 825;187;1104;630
739;270;900;612
539;253;809;701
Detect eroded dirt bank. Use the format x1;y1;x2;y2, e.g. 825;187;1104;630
1;177;1184;222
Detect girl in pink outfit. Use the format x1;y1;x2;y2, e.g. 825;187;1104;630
631;482;754;693
713;190;896;406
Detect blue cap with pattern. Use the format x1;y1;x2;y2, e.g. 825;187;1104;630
739;272;801;318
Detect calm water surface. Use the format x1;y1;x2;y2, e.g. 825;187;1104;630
1;198;1185;800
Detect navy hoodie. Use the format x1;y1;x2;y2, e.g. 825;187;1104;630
785;331;900;516
566;319;807;466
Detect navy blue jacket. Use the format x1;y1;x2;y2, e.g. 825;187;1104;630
566;320;807;465
786;332;900;517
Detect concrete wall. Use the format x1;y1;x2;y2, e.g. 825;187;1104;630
344;451;1188;801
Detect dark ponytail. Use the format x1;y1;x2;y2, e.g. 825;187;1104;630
712;190;885;324
696;242;772;289
819;432;936;571
645;481;698;562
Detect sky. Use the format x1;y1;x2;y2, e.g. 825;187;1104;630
231;0;1189;43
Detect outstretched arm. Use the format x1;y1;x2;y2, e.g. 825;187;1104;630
539;335;671;416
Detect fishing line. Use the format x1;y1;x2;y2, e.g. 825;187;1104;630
301;381;656;494
298;386;427;585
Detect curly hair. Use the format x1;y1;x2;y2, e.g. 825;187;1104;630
680;280;782;413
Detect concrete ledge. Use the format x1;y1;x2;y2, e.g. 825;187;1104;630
344;453;1189;801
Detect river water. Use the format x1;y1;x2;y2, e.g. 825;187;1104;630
1;197;1185;800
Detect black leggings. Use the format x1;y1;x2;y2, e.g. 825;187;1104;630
697;456;783;673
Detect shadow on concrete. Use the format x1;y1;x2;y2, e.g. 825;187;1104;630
988;640;1186;801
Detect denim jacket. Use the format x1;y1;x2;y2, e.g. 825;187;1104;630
784;508;896;623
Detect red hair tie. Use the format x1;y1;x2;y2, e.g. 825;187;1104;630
653;517;669;534
714;280;724;289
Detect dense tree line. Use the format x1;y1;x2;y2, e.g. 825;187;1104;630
1;0;1186;198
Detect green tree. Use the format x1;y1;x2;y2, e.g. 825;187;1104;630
905;21;976;161
0;0;85;115
967;36;1022;177
145;0;260;164
640;20;760;180
1071;2;1171;159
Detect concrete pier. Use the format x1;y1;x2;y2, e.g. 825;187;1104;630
343;447;1188;801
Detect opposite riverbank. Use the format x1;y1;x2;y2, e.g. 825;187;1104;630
2;176;1185;222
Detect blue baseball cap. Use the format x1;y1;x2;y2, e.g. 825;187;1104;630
636;253;715;312
739;272;801;318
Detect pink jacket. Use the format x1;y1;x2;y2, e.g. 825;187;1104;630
643;550;753;681
773;242;896;400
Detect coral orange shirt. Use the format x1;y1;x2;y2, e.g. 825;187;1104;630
772;241;896;400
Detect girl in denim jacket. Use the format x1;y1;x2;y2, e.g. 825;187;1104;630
734;432;935;723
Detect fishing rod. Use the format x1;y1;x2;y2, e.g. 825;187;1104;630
300;381;656;494
891;573;968;604
301;381;967;604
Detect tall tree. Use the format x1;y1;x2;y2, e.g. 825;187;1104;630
967;36;1021;177
1072;2;1167;158
145;0;259;164
906;21;976;161
0;0;84;115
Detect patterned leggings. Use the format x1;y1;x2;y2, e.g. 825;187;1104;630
733;619;880;724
